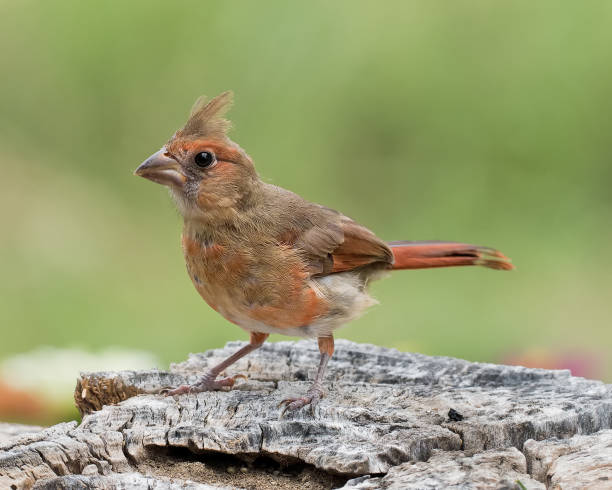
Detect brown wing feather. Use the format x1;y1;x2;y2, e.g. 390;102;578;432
329;218;393;273
261;185;392;276
284;211;392;275
294;220;343;275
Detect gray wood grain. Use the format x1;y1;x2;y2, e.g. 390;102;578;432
2;340;611;489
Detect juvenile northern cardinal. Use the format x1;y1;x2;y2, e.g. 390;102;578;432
135;91;513;412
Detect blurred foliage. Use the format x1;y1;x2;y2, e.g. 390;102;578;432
0;0;610;421
0;347;158;425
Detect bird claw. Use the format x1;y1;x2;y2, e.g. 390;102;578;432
278;386;325;417
159;373;247;396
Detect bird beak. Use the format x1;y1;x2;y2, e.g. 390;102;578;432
134;148;186;188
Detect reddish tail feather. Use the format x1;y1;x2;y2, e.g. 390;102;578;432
388;241;514;271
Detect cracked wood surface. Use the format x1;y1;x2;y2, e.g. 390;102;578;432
344;447;545;489
1;340;612;489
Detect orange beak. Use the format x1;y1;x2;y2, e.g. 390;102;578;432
134;148;186;188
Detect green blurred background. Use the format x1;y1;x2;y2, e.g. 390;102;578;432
1;1;611;424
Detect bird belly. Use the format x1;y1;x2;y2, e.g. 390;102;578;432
189;277;323;338
183;234;377;337
307;272;379;337
196;271;376;339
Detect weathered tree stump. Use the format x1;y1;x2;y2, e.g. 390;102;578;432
1;340;611;489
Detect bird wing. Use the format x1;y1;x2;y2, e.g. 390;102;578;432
261;184;393;276
289;205;393;276
327;216;393;273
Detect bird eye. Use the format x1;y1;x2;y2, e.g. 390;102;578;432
194;151;216;168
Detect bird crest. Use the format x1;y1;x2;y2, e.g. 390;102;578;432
177;91;234;140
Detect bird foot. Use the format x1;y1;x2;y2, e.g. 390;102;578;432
278;385;325;416
160;373;247;396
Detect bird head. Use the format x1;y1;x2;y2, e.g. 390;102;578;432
135;91;259;220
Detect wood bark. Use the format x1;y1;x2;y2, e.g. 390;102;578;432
1;340;611;489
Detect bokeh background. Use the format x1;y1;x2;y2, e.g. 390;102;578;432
1;1;611;424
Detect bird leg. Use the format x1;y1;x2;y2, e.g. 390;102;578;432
280;336;334;414
161;332;269;396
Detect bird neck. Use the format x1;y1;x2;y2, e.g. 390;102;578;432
182;177;265;243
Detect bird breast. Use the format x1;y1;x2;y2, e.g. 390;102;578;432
181;233;376;338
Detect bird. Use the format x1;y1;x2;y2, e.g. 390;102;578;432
134;91;513;412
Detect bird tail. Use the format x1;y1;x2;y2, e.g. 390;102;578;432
388;241;514;271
